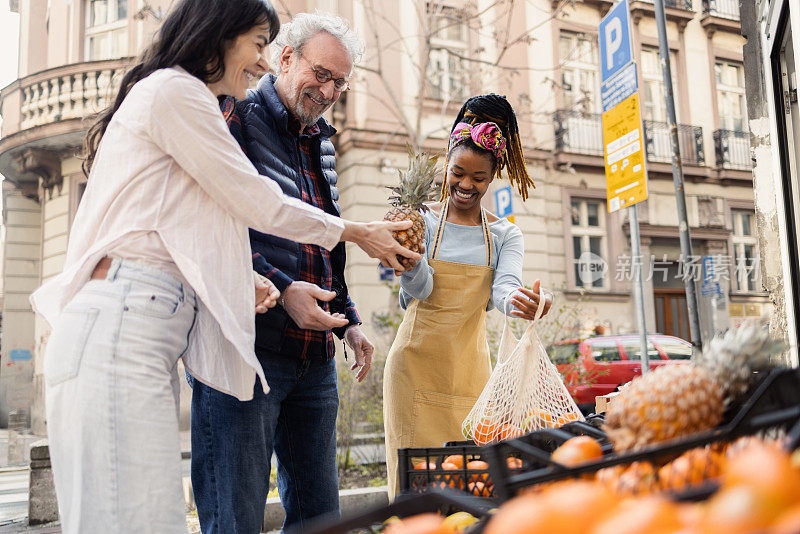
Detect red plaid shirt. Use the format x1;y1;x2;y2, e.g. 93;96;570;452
223;98;360;360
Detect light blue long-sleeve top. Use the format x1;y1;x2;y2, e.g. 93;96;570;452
399;208;524;315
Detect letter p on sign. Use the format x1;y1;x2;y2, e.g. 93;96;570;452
605;18;622;71
495;186;513;218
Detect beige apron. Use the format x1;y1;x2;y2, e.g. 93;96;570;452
383;204;494;499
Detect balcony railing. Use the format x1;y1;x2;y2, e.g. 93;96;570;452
713;129;751;170
554;110;604;156
0;58;132;137
644;121;705;166
555;110;706;167
702;0;740;20
637;0;693;10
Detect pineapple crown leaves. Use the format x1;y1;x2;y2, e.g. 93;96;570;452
386;149;441;210
693;319;787;403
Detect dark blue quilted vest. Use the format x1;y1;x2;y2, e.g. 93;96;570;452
237;74;348;355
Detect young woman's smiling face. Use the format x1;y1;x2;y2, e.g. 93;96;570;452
446;145;496;214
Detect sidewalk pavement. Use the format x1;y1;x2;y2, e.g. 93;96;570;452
0;429;388;533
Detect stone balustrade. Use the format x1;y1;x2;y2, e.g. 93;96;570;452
1;58;133;135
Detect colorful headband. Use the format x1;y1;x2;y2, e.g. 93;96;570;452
449;121;507;161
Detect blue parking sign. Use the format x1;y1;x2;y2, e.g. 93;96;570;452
599;0;634;83
494;186;513;218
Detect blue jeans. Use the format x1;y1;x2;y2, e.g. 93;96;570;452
190;356;340;533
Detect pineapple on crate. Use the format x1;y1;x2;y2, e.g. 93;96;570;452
383;149;441;256
603;319;785;451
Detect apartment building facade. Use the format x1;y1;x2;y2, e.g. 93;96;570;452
0;0;766;431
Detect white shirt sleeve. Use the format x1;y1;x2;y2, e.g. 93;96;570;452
148;72;344;251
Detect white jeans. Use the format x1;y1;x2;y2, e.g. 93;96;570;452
44;259;197;534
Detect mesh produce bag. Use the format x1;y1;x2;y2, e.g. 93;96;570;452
463;289;584;445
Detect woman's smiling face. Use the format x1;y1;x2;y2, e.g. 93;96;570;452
217;23;271;99
446;145;496;214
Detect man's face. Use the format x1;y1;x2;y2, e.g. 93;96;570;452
277;32;353;127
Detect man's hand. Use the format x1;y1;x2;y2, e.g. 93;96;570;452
281;281;349;331
344;326;374;382
255;272;280;314
340;220;421;272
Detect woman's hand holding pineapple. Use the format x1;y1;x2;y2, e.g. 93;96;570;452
509;279;553;321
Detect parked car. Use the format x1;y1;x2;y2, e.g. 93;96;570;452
548;334;693;410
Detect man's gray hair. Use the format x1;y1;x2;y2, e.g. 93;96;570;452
271;11;365;70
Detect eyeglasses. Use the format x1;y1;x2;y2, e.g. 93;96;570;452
298;53;351;92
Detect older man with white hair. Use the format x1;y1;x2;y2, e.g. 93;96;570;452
189;12;370;533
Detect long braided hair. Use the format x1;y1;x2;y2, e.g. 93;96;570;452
441;94;534;201
81;0;280;177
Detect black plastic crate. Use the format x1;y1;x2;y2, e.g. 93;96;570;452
398;442;496;499
484;368;800;502
295;488;492;534
398;416;608;500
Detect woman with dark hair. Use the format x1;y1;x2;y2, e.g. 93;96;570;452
29;1;416;531
383;94;554;497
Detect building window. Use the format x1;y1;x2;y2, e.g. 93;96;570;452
559;31;599;113
85;0;128;61
570;199;607;289
641;47;680;122
427;5;468;102
731;209;761;292
69;175;89;228
715;61;746;132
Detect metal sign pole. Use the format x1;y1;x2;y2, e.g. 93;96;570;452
653;0;703;352
629;204;650;373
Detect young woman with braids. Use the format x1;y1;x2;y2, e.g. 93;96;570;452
29;1;418;531
383;94;554;498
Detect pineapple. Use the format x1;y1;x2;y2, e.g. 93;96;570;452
384;150;441;254
603;320;785;451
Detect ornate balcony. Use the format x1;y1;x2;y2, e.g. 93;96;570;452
703;0;739;19
713;129;751;170
701;0;741;33
0;58;132;189
553;110;604;157
643;121;705;166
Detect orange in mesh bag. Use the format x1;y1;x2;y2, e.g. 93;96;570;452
462;289;583;445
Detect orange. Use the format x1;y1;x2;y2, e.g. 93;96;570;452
551;436;603;467
473;418;498;445
556;411;582;426
468;480;490;497
484;494;560;534
444;454;465;469
466;460;490;484
506;457;523;469
498;423;523;441
591;496;682;534
770;504;800;534
414;460;436;470
384;513;450;534
525;409;556;430
722;442;800;512
440;461;463;489
539;481;617;534
699;485;783;534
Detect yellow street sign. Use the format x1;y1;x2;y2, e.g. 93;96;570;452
602;91;648;213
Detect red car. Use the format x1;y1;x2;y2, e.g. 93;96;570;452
548;334;692;409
